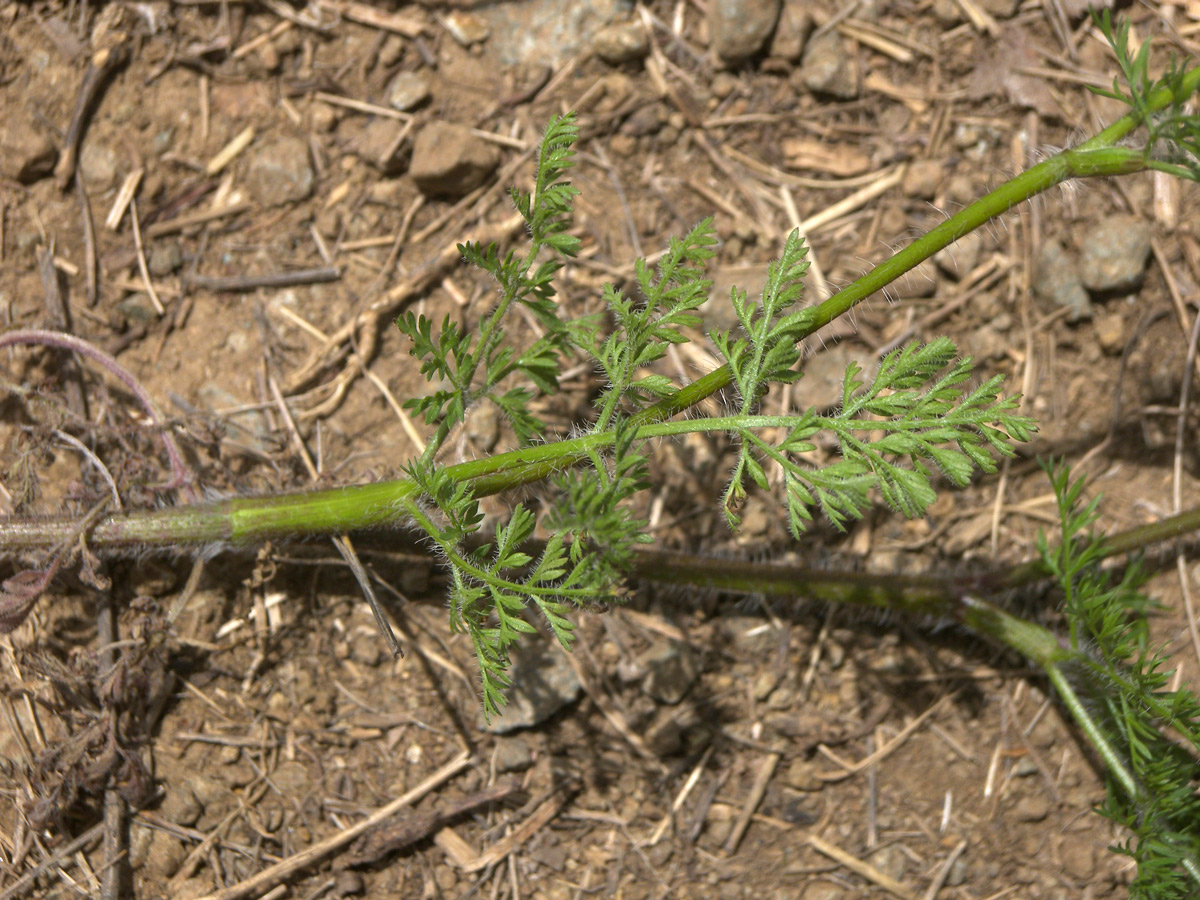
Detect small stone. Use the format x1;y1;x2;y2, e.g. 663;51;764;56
148;242;184;277
0;112;58;183
1059;833;1096;881
116;292;159;323
902;159;943;200
1012;756;1039;777
1095;312;1125;355
442;10;490;45
710;0;782;66
934;230;983;280
1034;239;1091;321
800;31;858;99
79;143;118;191
768;3;810;61
409;121;499;198
145;830;187;877
386;70;431;112
352;118;409;175
493;735;535;773
161;782;203;827
350;634;385;667
245;136;314;206
1012;794;1050;822
594;20;650;65
311;104;338;133
482;640;582;733
335;869;366;897
640;641;700;705
378;35;405;68
608;133;637;157
978;0;1021;18
868;844;907;881
945;852;969;886
783;756;822;791
710;72;740;100
1079;214;1152;293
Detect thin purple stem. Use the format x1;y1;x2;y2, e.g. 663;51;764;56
0;329;194;498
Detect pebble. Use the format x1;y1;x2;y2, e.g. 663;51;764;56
145;830;187;877
768;3;810;61
1012;794;1051;822
79;142;118;191
409;121;499;198
945;852;969;886
799;31;858;99
442;10;490;45
1033;239;1091;321
0;112;57;183
593;20;650;65
378;35;405;68
245;136;314;206
1059;833;1096;881
148;242;184;277
161;782;204;827
1079;214;1152;293
482;640;582;733
902;159;943;200
334;870;366;897
386;70;431;112
709;0;781;66
353;118;410;175
1095;312;1125;354
640;641;700;705
492;735;535;772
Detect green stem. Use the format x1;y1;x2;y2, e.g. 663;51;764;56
4;76;1199;556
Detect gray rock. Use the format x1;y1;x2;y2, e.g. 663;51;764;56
386;70;430;112
768;2;811;61
148;242;184;277
902;159;943;200
246;136;313;206
594;20;650;65
409;121;499;198
640;641;700;705
0;112;58;183
482;640;582;733
710;0;782;66
1079;214;1152;293
352;118;410;175
800;31;858;99
492;735;535;772
1034;239;1091;321
79;142;118;191
161;782;203;827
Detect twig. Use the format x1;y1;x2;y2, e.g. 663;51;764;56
723;751;781;854
36;246;88;418
0;822;104;900
75;175;98;306
55;39;129;189
129;198;165;315
193;750;471;900
188;266;341;293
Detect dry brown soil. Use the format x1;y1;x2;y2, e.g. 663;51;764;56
2;1;1200;899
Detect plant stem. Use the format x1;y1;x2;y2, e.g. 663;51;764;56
3;70;1199;557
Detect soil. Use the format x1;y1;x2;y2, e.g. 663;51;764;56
2;2;1200;899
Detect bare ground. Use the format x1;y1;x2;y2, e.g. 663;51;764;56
2;1;1200;899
